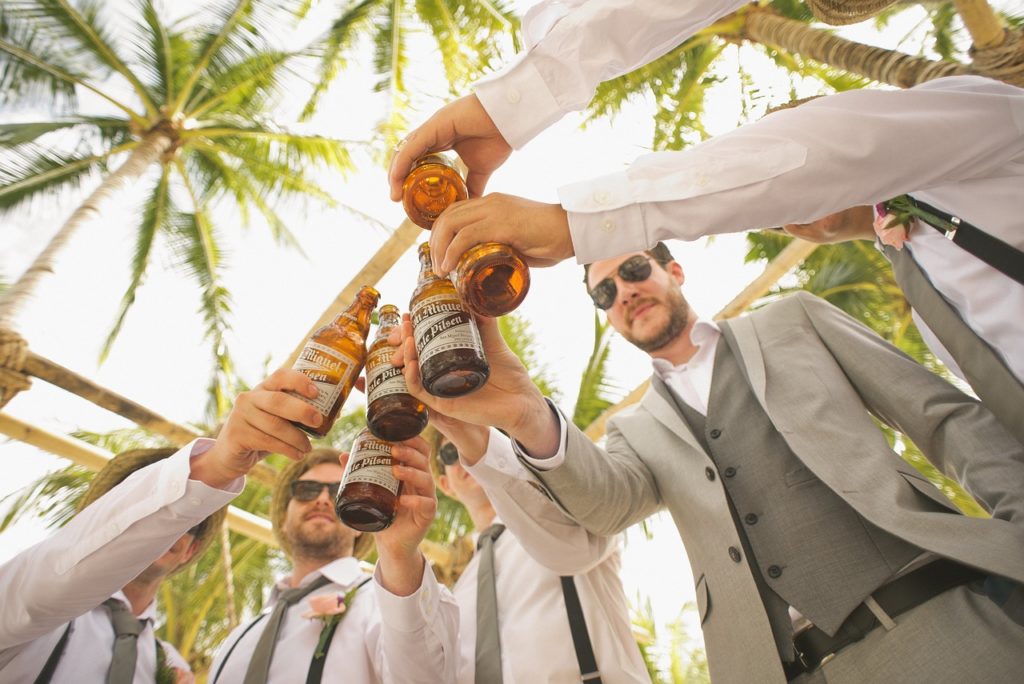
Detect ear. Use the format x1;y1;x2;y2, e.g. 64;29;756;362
437;473;454;497
667;260;685;286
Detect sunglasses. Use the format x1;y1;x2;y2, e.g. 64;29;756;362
588;255;658;310
438;442;460;468
290;479;340;502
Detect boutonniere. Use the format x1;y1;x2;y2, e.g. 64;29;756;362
304;584;362;659
874;198;913;250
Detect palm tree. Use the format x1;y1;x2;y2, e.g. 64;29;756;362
0;0;355;416
297;0;520;148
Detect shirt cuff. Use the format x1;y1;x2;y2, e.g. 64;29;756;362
186;438;246;494
511;398;568;470
165;440;241;520
558;171;650;264
475;57;566;150
373;558;438;633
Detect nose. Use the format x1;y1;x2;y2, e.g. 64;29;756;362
315;485;336;506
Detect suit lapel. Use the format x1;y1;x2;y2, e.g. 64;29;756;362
643;376;706;454
719;318;768;411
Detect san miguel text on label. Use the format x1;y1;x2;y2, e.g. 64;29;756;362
366;304;428;442
289;286;379;437
410;243;489;397
401;153;530;317
335;428;400;532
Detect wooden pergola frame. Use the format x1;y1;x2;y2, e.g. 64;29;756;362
0;221;817;552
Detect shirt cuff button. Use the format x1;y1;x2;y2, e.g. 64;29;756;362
601;219;615;233
506;88;521;104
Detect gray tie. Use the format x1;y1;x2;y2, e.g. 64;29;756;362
475;523;506;684
243;574;333;684
103;599;144;684
885;244;1024;446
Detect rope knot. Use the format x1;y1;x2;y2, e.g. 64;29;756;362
0;328;31;409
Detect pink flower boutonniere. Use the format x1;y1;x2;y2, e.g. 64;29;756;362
304;585;361;659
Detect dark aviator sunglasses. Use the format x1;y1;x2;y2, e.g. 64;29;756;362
588;255;658;310
290;479;340;502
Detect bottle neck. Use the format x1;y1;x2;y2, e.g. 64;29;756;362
338;294;376;336
375;312;401;340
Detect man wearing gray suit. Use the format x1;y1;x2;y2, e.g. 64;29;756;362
392;242;1024;683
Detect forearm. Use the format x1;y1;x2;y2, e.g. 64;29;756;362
562;76;1024;263
0;441;240;648
476;0;747;148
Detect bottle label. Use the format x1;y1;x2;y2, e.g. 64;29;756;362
411;294;482;365
366;346;409;401
290;341;358;417
345;437;400;494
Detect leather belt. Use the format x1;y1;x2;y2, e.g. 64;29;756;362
784;559;985;680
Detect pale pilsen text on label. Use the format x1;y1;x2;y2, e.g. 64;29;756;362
411;294;483;365
290;341;358;416
345;438;400;494
366;346;411;401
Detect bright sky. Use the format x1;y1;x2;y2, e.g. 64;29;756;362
0;0;977;667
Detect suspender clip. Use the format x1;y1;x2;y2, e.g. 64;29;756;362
945;215;961;240
581;671;603;682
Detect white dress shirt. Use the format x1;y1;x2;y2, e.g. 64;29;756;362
0;439;241;682
209;556;459;684
475;0;1024;389
461;429;650;684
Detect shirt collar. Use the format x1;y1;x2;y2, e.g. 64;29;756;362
650;319;721;378
109;590;158;622
273;556;364;600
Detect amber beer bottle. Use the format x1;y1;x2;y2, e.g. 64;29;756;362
410;242;490;397
366;304;428;441
401;154;530;317
401;154;469;229
289;286;379;437
336;427;400;532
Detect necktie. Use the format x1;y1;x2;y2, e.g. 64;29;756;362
885;244;1024;446
243;574;333;684
103;599;144;684
475;523;506;684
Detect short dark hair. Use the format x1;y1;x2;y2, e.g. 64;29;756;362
582;241;675;286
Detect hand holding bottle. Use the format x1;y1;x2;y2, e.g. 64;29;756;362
388;94;512;201
192;369;320;488
428;193;574;277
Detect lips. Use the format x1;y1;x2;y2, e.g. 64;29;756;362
627;299;658;324
304;512;336;523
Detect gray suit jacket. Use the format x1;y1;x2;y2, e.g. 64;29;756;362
526;292;1024;684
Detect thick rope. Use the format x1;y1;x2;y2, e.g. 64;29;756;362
805;0;899;26
971;28;1024;87
0;328;31;409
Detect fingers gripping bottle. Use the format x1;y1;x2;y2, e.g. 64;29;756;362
409;242;489;397
366;304;428;441
401;154;530;317
289;286;379;437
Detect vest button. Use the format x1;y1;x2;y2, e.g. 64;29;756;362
767;565;783;579
705;467;716;481
744;513;758;525
728;546;742;563
723;467;737;478
709;428;722;439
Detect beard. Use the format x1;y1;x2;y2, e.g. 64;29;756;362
283;514;354;561
624;285;690;352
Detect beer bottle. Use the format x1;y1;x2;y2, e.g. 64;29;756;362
401;153;530;317
289;286;379;437
453;242;530;317
410;242;490;397
336;427;399;532
401;153;469;229
366;304;428;441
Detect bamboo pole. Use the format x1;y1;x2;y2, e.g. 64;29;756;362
284;219;423;368
0;412;278;546
954;0;1006;50
583;238;819;440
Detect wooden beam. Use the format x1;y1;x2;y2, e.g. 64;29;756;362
583;238;819;439
0;412;278;547
285;220;423;368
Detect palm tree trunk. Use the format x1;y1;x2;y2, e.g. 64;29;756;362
0;130;173;328
741;10;968;88
954;0;1005;49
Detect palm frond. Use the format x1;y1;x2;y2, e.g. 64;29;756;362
0;141;133;217
0;465;93;532
0;7;80;111
497;314;559;400
0;116;130;147
100;167;172;363
129;0;176;106
572;312;620;429
187;48;299;120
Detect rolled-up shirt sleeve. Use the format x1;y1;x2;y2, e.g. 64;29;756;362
475;0;748;149
0;439;241;650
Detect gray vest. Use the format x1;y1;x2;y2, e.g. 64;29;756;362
884;244;1024;447
663;330;921;658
